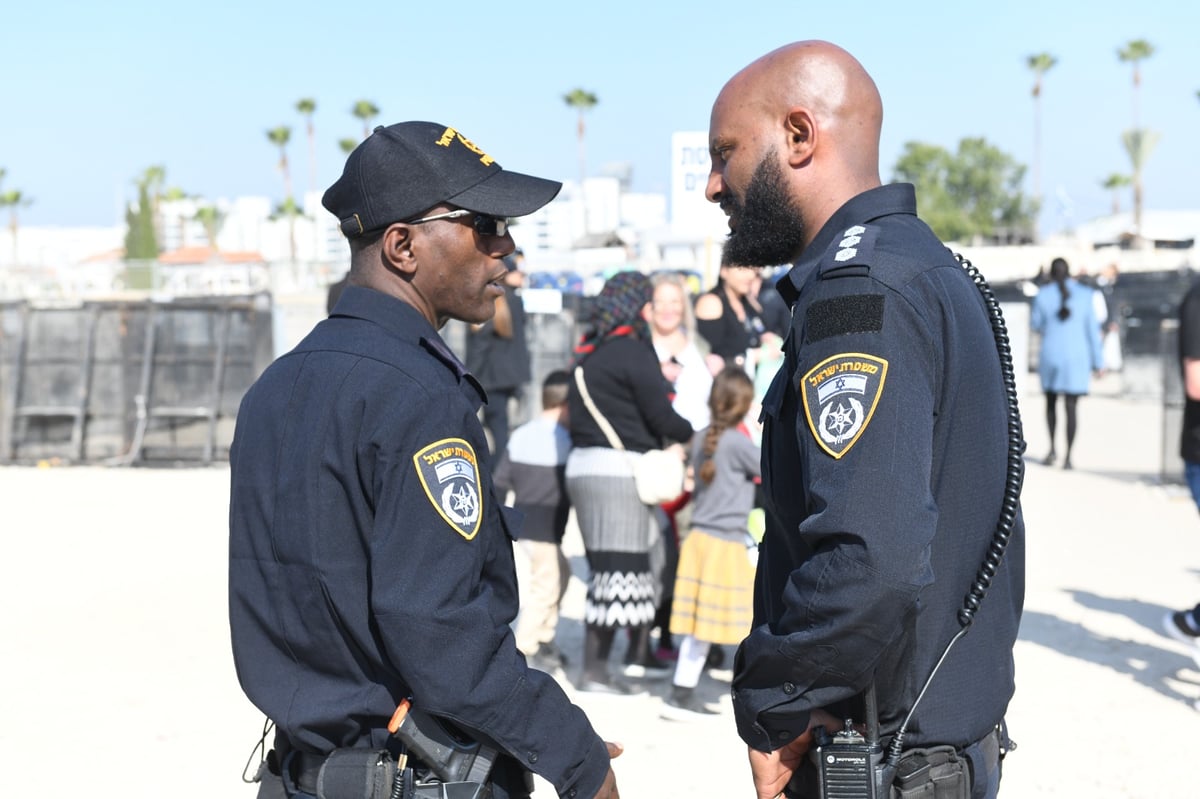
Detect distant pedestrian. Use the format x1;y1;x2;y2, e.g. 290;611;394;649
493;369;574;675
650;270;713;431
695;262;766;375
325;271;349;315
465;253;532;456
1162;279;1200;676
1031;257;1104;469
1096;262;1124;372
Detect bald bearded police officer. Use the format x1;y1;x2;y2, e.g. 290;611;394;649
230;122;621;799
706;44;1024;799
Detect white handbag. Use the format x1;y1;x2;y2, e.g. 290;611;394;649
573;366;685;505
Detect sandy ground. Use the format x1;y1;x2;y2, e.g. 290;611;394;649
2;380;1199;798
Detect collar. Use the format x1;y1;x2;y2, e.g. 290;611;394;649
777;183;917;305
330;285;483;395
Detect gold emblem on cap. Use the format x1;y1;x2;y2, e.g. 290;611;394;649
435;126;495;166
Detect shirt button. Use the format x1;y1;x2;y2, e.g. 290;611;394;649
567;789;577;798
782;682;796;695
528;751;538;763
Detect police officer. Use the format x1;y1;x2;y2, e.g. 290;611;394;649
705;43;1025;799
229;122;621;799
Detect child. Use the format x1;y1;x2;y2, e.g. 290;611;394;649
661;367;761;719
492;369;573;673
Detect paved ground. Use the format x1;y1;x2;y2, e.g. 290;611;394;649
2;378;1199;798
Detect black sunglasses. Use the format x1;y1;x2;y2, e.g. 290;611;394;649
405;209;509;237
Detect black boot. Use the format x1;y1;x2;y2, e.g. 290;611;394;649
577;625;636;695
660;685;718;721
622;625;672;679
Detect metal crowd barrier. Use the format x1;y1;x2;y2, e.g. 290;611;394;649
0;296;273;465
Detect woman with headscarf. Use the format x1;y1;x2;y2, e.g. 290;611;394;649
567;271;694;694
1031;256;1104;469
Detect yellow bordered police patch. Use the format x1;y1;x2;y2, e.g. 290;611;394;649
412;438;483;540
800;353;889;459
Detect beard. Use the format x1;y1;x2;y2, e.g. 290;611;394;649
720;152;807;268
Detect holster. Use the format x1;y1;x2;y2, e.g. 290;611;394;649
315;749;397;799
890;745;969;799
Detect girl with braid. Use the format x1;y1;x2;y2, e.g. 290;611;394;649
1031;257;1104;469
661;368;760;720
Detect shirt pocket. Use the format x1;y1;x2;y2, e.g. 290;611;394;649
497;503;525;542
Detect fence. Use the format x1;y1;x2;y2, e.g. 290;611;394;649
8;277;1188;475
0;296;274;465
0;293;589;466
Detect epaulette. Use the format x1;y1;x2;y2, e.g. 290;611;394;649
818;223;878;279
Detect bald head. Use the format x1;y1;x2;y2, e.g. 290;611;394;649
708;40;883;244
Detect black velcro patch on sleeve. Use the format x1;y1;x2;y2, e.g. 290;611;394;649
805;294;885;343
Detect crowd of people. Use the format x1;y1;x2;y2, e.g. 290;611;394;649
485;259;786;710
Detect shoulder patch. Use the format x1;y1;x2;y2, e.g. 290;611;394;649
800;353;888;459
413;438;483;539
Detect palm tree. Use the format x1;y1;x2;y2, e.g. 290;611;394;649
194;203;224;255
563;88;598;192
1118;39;1155;128
266;126;297;262
1117;39;1156;238
1121;130;1160;237
266;126;293;200
141;164;166;248
1100;173;1132;215
338;138;358;155
1026;53;1057;226
296;98;317;194
352;100;380;139
0;188;33;264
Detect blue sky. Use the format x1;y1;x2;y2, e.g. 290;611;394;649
2;0;1197;236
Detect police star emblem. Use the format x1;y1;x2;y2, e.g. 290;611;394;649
413;438;483;539
800;353;888;459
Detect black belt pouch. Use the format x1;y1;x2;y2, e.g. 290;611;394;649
891;745;969;799
316;749;397;799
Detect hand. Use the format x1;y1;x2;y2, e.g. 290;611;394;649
591;742;623;799
747;709;841;799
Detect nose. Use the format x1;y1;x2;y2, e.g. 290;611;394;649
705;170;723;204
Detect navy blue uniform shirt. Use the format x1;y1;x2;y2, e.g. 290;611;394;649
229;286;609;799
732;184;1025;754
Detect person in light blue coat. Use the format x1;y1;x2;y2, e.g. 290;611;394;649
1031;257;1104;469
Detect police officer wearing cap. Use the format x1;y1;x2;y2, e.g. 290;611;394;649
706;44;1025;799
229;122;621;799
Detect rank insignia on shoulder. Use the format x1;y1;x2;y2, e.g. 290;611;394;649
413;438;483;539
800;353;888;459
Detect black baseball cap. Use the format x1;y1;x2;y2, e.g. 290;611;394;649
322;121;562;239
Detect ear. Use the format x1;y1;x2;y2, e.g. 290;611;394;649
640;301;654;322
380;224;417;277
784;108;816;167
